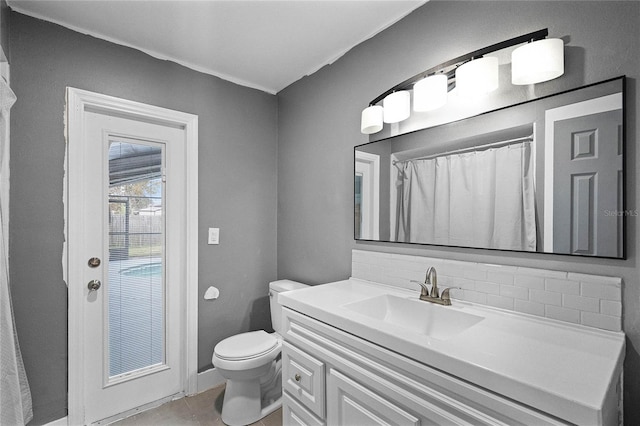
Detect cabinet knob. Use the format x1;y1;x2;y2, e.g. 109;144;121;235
294;373;301;382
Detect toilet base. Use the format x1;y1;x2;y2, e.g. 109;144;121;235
221;381;282;426
219;360;283;426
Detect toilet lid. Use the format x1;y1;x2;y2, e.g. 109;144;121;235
214;330;278;361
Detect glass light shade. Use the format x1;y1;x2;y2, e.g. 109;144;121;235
511;38;564;85
455;56;499;97
383;91;411;123
360;105;384;134
413;74;448;112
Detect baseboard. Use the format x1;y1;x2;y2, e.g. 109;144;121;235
42;370;223;426
197;367;225;393
43;416;67;426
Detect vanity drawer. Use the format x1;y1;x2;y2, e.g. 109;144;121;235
283;391;325;426
283;341;326;418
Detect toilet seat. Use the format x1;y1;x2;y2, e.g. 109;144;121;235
212;331;282;371
215;330;278;361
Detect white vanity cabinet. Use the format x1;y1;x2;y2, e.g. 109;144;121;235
281;307;569;426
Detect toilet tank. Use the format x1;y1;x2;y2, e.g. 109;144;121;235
269;280;308;335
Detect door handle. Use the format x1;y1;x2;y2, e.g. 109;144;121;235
88;280;102;292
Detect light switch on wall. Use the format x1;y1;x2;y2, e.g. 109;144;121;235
208;228;220;245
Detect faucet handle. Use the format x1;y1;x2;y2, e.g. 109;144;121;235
410;280;430;298
440;287;461;303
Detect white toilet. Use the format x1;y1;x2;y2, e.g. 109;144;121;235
212;279;308;425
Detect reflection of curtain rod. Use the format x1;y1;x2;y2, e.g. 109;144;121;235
392;135;533;165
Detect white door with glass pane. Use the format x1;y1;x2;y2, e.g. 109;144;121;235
66;89;197;424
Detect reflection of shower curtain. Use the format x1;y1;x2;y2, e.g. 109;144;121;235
396;141;536;251
1;76;33;424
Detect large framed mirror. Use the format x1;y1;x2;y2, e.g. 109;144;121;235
355;77;625;258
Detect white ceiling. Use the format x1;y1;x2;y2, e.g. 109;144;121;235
8;0;426;94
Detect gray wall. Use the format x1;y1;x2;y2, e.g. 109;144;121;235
9;12;278;424
277;1;640;423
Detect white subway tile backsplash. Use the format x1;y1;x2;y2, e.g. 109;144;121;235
388;258;430;274
545;278;580;295
486;271;515;285
453;276;475;291
563;294;599;313
463;267;487;281
387;276;415;290
437;262;463;277
475;280;500;295
546;305;580;324
514;299;545;317
352;262;385;282
517;267;568;279
530;289;562;306
581;311;621;332
351;250;622;332
487;294;514;310
387;268;423;282
514;275;545;290
437;274;454;286
581;282;622;301
568;272;622;286
500;284;528;300
462;290;488;305
600;300;622;317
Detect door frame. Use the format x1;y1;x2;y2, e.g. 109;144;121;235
65;88;199;424
354;151;380;240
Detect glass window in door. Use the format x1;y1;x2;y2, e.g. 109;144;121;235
107;139;165;380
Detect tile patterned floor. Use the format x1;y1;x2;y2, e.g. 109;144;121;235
111;384;282;426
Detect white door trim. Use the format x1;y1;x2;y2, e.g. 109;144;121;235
355;151;380;240
65;88;199;424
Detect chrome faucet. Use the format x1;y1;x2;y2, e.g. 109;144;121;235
426;266;439;298
411;267;458;306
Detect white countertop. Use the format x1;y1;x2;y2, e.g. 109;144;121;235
279;278;625;425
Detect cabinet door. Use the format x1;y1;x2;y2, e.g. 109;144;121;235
327;369;424;426
283;392;325;426
328;368;480;426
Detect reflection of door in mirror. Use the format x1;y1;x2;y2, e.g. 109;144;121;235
355;151;380;240
545;93;623;257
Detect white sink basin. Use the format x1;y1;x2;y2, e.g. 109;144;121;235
343;294;484;340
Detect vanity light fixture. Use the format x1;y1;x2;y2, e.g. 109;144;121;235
360;28;565;134
360;105;383;134
455;56;499;97
383;91;411;123
413;74;448;112
511;38;564;85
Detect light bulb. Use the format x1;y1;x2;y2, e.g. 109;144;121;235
512;38;564;85
413;74;448;112
383;91;411;123
456;56;499;97
360;105;383;134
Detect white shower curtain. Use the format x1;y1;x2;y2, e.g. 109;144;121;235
396;141;536;251
0;76;33;425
